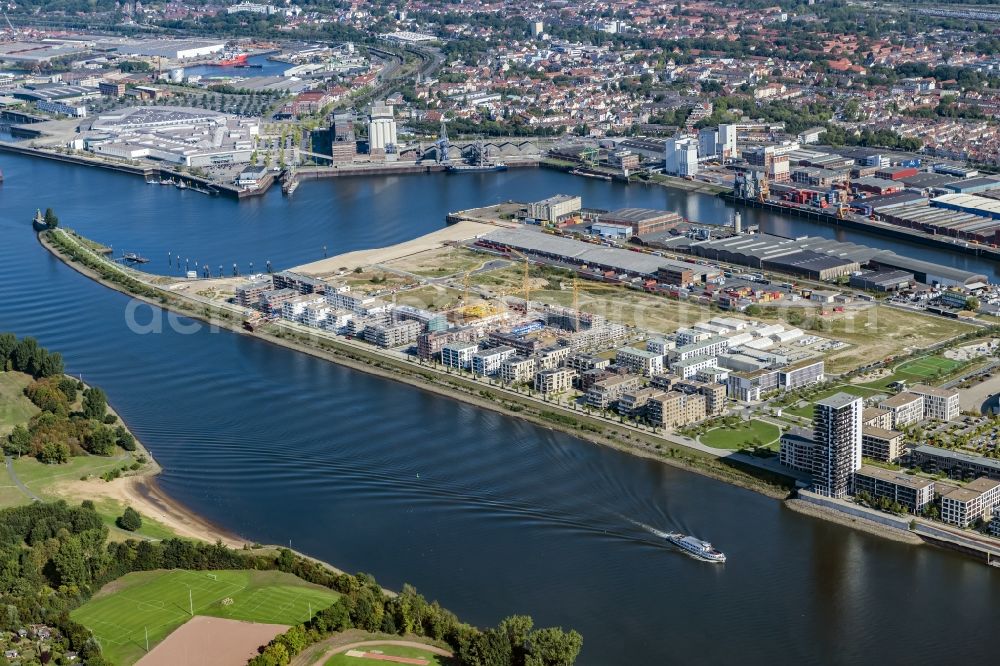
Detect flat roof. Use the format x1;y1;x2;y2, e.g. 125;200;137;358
880;391;922;408
913;444;1000;472
942;476;1000;502
856;464;934;490
861;425;902;440
817;392;861;409
909;383;959;399
601;208;680;223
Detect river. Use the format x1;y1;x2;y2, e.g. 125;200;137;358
2;153;1000;664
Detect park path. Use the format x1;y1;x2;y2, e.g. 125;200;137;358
5;455;40;502
290;631;453;666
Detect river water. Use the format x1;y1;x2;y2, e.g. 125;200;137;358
2;154;1000;664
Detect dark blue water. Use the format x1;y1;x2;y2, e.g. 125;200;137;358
2;153;1000;665
182;53;289;79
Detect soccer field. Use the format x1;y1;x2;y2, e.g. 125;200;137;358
72;569;340;665
895;356;962;379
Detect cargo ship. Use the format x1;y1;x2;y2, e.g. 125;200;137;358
665;533;726;563
218;52;249;66
447;139;506;173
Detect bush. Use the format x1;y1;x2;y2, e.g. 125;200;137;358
116;507;142;532
38;441;70;464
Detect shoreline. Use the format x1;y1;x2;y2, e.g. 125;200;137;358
37;230;795;501
784;498;923;545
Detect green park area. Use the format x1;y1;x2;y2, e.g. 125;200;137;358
701;419;780;450
863;355;965;390
72;569;340;666
325;644;454;666
0;372;37;436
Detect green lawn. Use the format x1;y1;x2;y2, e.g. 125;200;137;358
701;420;780;450
786;385;889;418
73;569;340;666
325;644;453;666
0;372;38;436
863;355;965;390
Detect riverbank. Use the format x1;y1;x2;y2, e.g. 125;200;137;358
38;228;796;502
784;498;923;545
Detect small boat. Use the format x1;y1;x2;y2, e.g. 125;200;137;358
665;533;726;563
447;162;507;173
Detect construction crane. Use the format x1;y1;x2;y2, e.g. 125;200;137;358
2;9;16;35
571;276;615;332
506;248;533;311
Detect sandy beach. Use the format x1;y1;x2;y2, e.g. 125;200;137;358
292;220;499;277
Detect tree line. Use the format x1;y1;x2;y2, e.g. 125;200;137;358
0;500;582;666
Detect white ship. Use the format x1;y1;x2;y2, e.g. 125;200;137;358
665;533;726;563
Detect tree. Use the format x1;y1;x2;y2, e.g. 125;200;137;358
966;296;981;311
82;387;107;421
85;425;116;456
43;208;59;229
115;426;136;451
0;333;15;368
525;627;583;666
5;425;30;456
38;441;69;464
116;507;142;531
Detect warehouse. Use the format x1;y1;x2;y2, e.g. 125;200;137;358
943;177;1000;194
476;227;709;282
849;270;914;292
762;250;859;280
931;193;1000;220
851;176;902;196
117;39;225;60
878;200;1000;246
598;208;682;235
687;234;858;278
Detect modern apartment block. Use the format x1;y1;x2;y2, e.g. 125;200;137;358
878;392;924;429
646;337;675;355
778;360;825;390
909;384;961;422
727;368;779;403
615;347;665;377
672;356;717;379
671;336;729;362
779;427;817;473
853;465;935;514
441;341;479;369
811;393;863;498
586;374;643;409
364;320;422;349
236;277;273;308
647;391;707;428
472;346;516;376
499;356;537;384
537;345;572;370
617;387;667;418
941;477;1000;527
534;367;576;394
417;327;481;361
862;407;893;430
861;426;905;463
678;379;727;416
910;445;1000;481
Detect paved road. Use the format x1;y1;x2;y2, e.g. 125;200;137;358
5;456;40;502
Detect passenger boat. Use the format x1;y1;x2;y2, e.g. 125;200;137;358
665;533;726;563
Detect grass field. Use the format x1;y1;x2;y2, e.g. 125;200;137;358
0;372;38;436
701;420;780;450
861;355;966;390
325;644;453;666
72;569;340;666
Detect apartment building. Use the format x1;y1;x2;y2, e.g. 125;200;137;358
537;345;572;370
617;387;666;418
878;392;924;429
472;346;517;376
646;337;675;356
282;294;326;322
441;341;479;369
365;320;422;349
499;356;537;384
675;328;713;346
941;477;1000;527
779;360;825;390
679;379;727;416
727;368;779;403
909;384;961;422
417;327;480;361
861;426;906;463
811;393;863;499
534;367;576;395
911;445;1000;481
586;374;643;409
779;427;817;473
616;347;665;377
236;277;273;308
853;465;935;514
862;407;893;430
565;353;611;373
672;356;718;380
671;336;729;362
647;391;707;428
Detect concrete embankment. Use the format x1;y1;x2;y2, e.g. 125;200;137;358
0;141;264;199
786;492;922;545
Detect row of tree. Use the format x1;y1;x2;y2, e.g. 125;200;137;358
0;333;64;379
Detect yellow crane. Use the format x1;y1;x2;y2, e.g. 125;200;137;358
506;248;533;310
571;277;616;331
